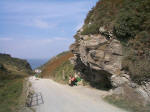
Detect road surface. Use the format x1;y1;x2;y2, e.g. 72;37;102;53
29;77;127;112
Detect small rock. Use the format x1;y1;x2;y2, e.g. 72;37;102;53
113;87;124;95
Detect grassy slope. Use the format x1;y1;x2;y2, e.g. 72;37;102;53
0;78;23;112
82;0;150;37
0;54;32;75
52;60;75;84
41;51;74;84
0;66;26;112
0;54;32;112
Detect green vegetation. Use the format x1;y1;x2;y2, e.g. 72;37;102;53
81;0;150;83
79;1;150;110
0;54;33;112
0;54;32;74
105;95;150;112
0;78;23;112
81;0;150;40
52;60;75;84
122;31;150;83
114;0;150;40
81;0;123;35
0;65;24;112
40;51;74;83
81;23;100;35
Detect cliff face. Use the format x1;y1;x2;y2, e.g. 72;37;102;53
70;27;129;89
71;32;122;75
70;0;150;104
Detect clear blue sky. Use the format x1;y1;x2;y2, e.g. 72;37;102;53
0;0;98;59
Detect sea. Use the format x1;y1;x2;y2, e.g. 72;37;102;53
27;59;49;70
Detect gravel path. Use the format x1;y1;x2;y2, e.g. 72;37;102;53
29;77;127;112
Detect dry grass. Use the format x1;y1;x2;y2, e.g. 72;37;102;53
105;95;150;112
122;31;150;83
41;52;73;78
105;85;150;112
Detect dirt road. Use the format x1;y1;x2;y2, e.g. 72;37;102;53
29;77;127;112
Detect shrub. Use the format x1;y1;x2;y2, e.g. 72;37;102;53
122;31;150;83
113;0;146;40
81;23;100;35
81;0;150;40
114;11;142;40
81;0;123;35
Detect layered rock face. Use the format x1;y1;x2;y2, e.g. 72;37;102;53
70;27;123;88
70;27;150;104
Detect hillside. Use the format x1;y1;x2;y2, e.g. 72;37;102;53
40;51;74;83
80;0;150;83
70;0;150;112
37;0;150;111
0;53;32;76
0;53;33;112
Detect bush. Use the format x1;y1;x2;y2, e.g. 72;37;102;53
81;0;150;40
113;0;147;40
114;11;142;39
123;56;150;83
81;0;123;35
81;23;100;35
122;31;150;83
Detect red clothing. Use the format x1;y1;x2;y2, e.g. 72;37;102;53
71;77;76;81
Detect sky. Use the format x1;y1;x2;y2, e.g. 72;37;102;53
0;0;98;59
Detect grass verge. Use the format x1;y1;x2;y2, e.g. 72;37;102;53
104;95;150;112
0;78;23;112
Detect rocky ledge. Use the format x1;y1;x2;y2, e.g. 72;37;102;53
70;27;150;105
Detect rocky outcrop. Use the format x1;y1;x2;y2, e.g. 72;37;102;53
70;27;150;104
70;27;122;75
70;26;122;84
